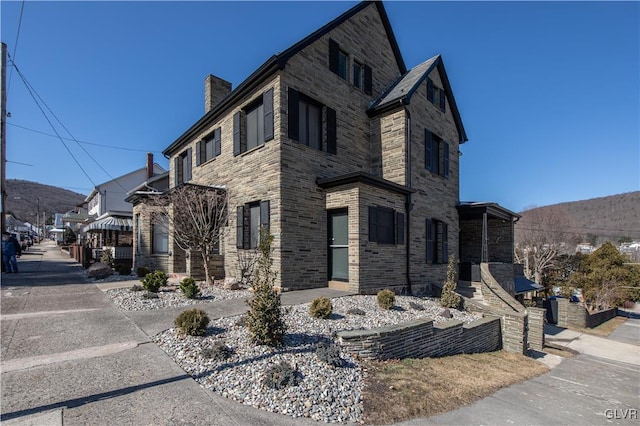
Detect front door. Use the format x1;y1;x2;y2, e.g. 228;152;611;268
328;209;348;281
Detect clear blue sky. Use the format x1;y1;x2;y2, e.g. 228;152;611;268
1;1;638;212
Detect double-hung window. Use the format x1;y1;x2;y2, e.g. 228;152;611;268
329;39;372;95
196;127;221;165
369;206;405;245
174;148;192;186
236;200;270;249
425;130;450;178
427;78;446;112
426;218;448;264
152;214;169;254
233;89;274;156
288;88;337;154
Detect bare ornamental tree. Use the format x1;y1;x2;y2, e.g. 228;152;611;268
515;205;579;289
147;184;228;284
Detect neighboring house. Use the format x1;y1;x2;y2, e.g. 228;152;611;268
126;171;170;273
136;1;466;295
82;154;166;266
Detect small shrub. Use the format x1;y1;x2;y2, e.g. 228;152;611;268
100;250;114;268
174;308;210;336
180;277;201;299
142;292;159;299
309;297;333;319
130;284;144;292
263;362;301;390
136;266;151;277
409;301;425;311
202;341;233;361
346;308;366;316
440;255;461;309
115;264;131;276
246;228;286;346
316;342;343;367
141;270;168;293
377;289;395;310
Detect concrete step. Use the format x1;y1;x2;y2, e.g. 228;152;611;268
456;281;483;302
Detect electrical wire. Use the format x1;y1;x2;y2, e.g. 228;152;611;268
10;58;98;187
7;123;163;153
7;0;25;92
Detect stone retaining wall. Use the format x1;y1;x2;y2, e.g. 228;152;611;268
557;298;618;329
526;307;546;351
336;316;501;360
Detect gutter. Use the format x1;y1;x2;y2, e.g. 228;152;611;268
405;108;412;295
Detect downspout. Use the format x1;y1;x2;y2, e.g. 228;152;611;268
405;108;412;295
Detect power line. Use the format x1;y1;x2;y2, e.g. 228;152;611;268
25;74;132;194
7;0;25;92
10;58;97;187
7;122;163;153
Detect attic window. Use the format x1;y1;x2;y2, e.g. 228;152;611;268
427;78;446;112
338;50;348;80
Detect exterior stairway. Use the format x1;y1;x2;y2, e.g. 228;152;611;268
456;280;486;305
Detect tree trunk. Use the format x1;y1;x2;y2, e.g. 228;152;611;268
201;250;211;284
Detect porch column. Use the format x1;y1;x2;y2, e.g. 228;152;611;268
481;212;488;263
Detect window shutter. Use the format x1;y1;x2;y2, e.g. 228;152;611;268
174;157;180;186
196;141;202;166
427;78;435;103
443;141;450;178
426;218;433;262
364;64;372;95
263;89;274;142
442;223;449;264
396;212;405;245
369;206;378;242
185;148;192;181
329;39;339;75
214;127;222;157
233;112;241;156
425;129;433;171
439;88;446;112
288;88;300;141
260;200;270;231
236;206;244;249
326;107;337;155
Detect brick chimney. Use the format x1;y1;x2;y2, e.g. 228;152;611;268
205;74;232;113
146;152;154;179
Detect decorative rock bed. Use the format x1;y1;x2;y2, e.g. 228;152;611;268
151;295;481;423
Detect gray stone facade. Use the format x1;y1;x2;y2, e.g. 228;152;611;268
156;2;468;294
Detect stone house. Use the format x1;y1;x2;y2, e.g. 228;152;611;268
136;1;472;294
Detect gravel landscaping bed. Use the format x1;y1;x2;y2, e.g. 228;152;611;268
153;294;481;423
106;283;252;311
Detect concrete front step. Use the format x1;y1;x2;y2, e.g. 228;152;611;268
456;281;483;302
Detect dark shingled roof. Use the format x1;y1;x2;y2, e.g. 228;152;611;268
163;1;406;157
367;55;468;143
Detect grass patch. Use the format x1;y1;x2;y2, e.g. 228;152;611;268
543;343;578;358
362;351;549;425
575;316;627;337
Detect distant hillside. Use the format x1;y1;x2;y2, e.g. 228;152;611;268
518;191;640;245
5;180;86;224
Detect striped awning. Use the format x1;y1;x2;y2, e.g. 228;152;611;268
83;216;133;232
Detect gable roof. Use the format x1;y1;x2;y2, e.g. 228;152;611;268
367;55;468;143
163;1;406;157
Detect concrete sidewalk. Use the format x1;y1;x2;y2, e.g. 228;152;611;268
545;323;640;366
0;241;342;426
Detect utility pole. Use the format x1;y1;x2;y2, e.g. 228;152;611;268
36;197;40;243
1;42;7;235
